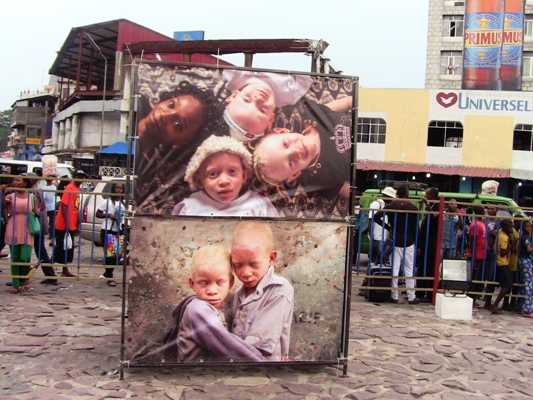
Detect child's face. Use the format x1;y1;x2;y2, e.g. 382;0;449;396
189;263;234;309
195;152;250;204
138;95;204;147
523;222;532;235
255;130;321;183
226;83;275;135
231;240;276;294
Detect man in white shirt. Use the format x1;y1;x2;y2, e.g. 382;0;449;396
365;186;396;264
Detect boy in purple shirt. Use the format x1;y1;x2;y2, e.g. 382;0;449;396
230;222;294;361
165;245;263;363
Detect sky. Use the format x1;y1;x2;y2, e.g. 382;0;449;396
0;0;429;111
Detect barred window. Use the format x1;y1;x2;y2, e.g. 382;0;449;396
357;118;386;144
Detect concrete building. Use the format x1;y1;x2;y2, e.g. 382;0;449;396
47;19;227;176
9;87;57;160
356;0;533;204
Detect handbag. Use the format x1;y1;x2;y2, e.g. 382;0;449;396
105;233;123;258
27;194;41;235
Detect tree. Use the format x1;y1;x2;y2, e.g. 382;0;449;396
0;110;10;152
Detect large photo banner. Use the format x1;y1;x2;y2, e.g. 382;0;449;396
133;62;355;220
124;217;347;365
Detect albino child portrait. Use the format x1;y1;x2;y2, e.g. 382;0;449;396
252;96;353;200
222;70;312;142
173;135;278;217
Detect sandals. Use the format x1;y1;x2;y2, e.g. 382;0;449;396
107;281;117;287
23;283;33;291
10;287;21;294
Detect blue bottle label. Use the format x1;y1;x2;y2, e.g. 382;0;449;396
464;11;503;69
502;12;523;67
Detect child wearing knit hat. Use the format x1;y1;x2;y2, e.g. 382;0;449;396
173;135;278;217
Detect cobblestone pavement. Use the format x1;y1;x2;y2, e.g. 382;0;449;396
1;247;533;399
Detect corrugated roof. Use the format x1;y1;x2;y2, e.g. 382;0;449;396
356;160;510;178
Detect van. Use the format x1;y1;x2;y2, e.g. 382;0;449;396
0;159;75;181
357;180;529;255
361;181;526;218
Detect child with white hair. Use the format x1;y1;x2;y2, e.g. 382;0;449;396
222;70;312;142
173;135;278;217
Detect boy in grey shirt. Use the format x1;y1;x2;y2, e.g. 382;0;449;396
230;222;294;361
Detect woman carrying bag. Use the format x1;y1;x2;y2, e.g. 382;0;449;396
3;175;35;293
96;183;125;287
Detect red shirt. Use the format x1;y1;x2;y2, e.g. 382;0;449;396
55;182;80;231
467;219;486;260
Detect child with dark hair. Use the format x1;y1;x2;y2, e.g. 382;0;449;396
135;81;224;213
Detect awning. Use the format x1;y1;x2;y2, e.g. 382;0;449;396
356;160;510;178
97;141;135;155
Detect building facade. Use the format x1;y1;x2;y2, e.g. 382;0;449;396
356;0;533;205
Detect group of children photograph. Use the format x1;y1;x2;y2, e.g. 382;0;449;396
133;63;355;220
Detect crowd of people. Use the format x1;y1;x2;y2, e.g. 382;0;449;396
360;184;533;317
2;170;124;292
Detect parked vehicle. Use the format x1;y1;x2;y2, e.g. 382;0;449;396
0;159;75;181
81;176;130;246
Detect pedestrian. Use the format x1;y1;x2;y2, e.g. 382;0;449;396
53;170;86;277
95;182;126;286
27;172;58;285
41;176;57;244
486;219;517;314
416;187;439;303
362;187;396;264
3;175;35;293
374;185;420;304
517;220;533;318
441;199;463;260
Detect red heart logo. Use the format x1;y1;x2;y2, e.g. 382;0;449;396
436;92;458;108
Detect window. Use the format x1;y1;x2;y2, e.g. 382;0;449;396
357;118;386;144
525;15;533;38
427;121;463;147
441;51;462;75
513;124;533;151
442;15;464;37
523;52;533;77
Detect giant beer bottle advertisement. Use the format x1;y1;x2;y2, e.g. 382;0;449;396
462;0;524;91
123;61;356;367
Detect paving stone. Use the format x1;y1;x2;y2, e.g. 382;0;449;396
411;363;442;373
26;326;56;337
54;381;73;389
281;383;324;396
442;379;474;392
56;326;120;337
410;383;442;398
224;376;271;386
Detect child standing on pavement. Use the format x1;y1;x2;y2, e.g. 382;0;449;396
230;221;294;361
164;245;263;363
